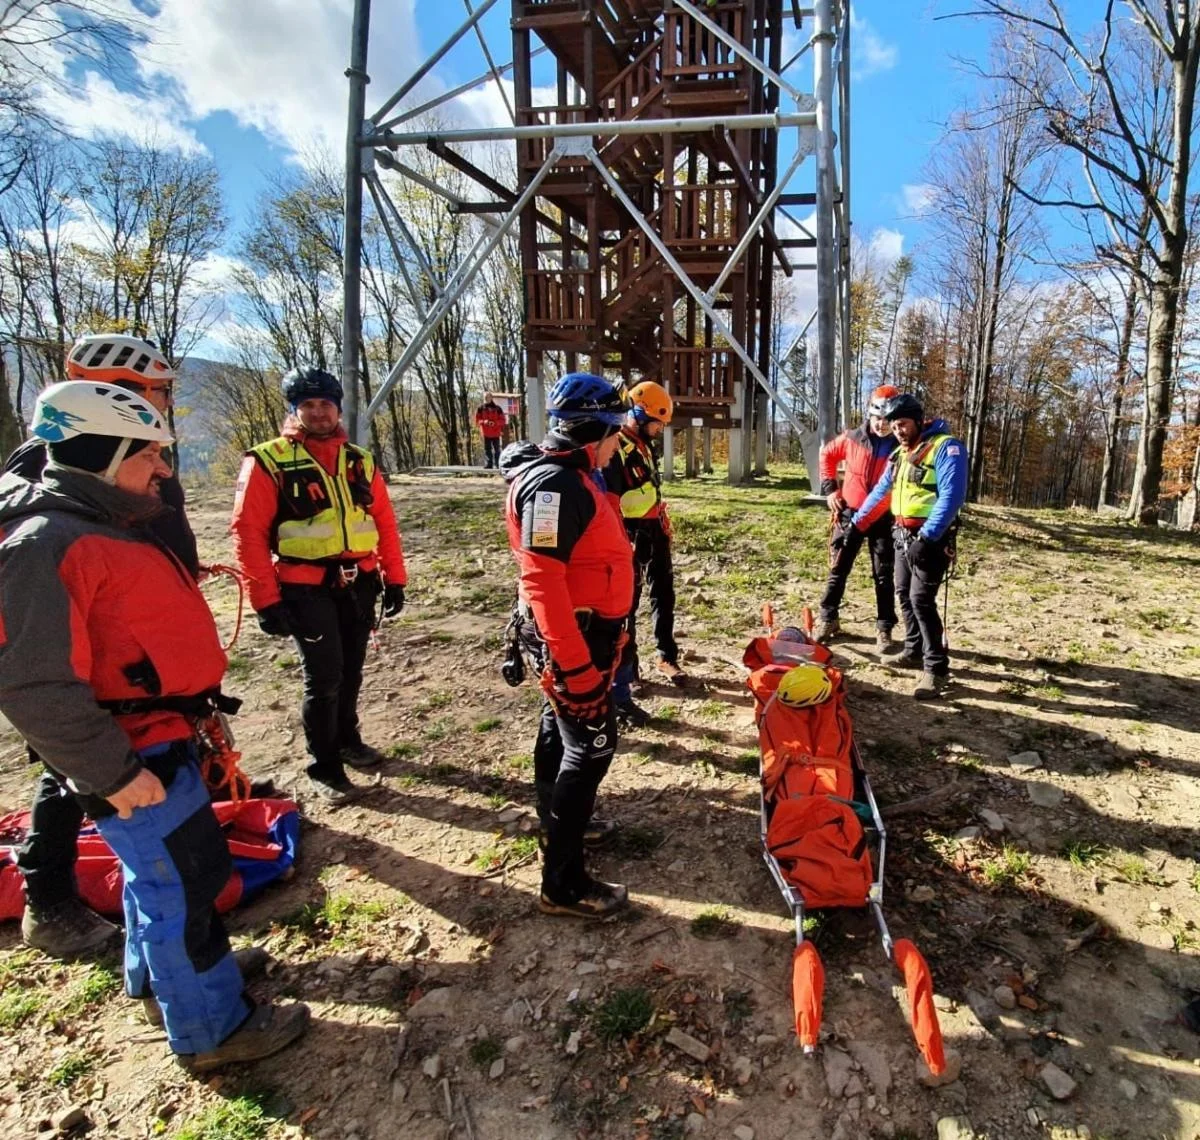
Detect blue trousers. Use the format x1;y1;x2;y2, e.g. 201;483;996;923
94;756;250;1055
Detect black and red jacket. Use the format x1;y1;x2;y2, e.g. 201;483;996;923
501;438;634;682
818;423;895;510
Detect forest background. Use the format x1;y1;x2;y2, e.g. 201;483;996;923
0;1;1197;525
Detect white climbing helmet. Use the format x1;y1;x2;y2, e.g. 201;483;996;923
32;381;174;446
65;334;176;391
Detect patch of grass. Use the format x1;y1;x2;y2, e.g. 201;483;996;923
1032;683;1064;701
1108;852;1166;886
615;825;664;859
506;752;534;773
0;988;45;1029
1190;864;1200;894
430;760;458;777
424;718;455;742
281;892;393;947
225;653;254;681
418;691;454;712
172;1096;272;1140
486;792;507;809
1171;925;1200;953
59;964;122;1017
473;834;537;871
474;716;503;733
734;751;760;777
696;699;726;722
1062;838;1105;868
690;906;739;940
722;988;753;1028
273;654;299;670
654;703;681;722
509;834;539;860
981;844;1033;889
47;1050;94;1087
592;986;653;1042
468;1036;503;1067
388;741;419;760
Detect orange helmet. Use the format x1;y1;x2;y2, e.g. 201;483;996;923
65;334;175;394
628;380;673;425
867;385;901;418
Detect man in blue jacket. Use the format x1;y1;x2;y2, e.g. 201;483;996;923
853;394;967;699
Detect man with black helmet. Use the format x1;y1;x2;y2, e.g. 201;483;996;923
231;367;408;803
500;372;634;919
853;393;967;699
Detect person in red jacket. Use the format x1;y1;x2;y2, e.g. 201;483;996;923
230;367;407;805
475;393;507;469
502;373;634;919
0;381;309;1072
815;384;901;651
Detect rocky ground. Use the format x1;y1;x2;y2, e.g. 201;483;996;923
1;468;1198;1140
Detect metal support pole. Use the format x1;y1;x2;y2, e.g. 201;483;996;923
364;173;428;320
838;0;854;425
342;0;371;443
662;426;675;482
813;0;837;442
365;146;561;419
463;0;515;126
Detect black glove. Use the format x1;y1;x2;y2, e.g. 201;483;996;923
256;602;293;637
837;506;857;533
381;583;406;618
909;535;939;571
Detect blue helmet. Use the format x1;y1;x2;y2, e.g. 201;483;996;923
546;372;625;427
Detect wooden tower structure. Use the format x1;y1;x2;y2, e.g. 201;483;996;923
341;1;849;481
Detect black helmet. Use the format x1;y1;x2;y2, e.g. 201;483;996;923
281;366;343;409
881;393;924;423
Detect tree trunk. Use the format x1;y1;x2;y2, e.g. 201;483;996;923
1098;280;1138;508
0;356;21;459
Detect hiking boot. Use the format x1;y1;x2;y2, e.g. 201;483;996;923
143;947;273;1028
812;616;841;644
537;818;619;854
615;700;651;729
21;897;120;959
889;652;924;670
913;672;950;700
656;659;688;687
303;774;363;806
340;742;385;769
879;638;906;657
538;877;628;920
179;1001;311;1074
875;629;894;655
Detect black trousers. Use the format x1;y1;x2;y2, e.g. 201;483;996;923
626;519;678;673
281;572;380;782
533;620;621;902
483;437;501;468
894;531;951;674
16;763;84;910
819;515;897;630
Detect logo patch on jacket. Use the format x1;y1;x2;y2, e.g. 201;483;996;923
531;491;561;547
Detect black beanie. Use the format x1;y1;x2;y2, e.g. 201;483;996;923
47;435;151;474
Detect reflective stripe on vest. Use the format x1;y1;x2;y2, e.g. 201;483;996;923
617;433;661;519
251;437;379;561
890;435;950;521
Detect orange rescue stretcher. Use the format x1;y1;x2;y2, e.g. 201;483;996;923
746;605;948;1076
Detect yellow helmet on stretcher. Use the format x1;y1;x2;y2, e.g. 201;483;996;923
628;380;674;425
777;663;833;708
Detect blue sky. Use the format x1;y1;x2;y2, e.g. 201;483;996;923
41;2;1012;344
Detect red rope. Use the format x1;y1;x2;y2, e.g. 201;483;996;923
201;563;246;652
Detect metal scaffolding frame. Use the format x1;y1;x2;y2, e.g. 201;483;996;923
340;0;852;478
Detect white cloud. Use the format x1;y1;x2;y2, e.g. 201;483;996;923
850;10;897;80
868;227;905;264
900;183;937;215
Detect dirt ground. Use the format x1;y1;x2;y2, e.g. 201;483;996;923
1;468;1199;1140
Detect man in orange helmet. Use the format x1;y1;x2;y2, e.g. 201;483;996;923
814;385;902;653
603;381;685;727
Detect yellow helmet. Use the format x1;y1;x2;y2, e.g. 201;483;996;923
776;663;833;708
628;380;674;425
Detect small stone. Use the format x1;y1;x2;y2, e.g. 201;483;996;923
497;806;524;823
421;1054;443;1080
936;1117;976;1140
733;1127;755;1140
1027;781;1065;808
776;1075;796;1099
732;1055;754;1085
756;1033;781;1047
993;985;1017;1010
848;1042;891;1100
1118;1077;1138;1100
51;1106;86;1132
408;987;458;1018
1007;750;1042;771
1040;1061;1077;1100
665;1027;711;1063
823;1048;855;1097
909;885;936;903
368;965;403;987
1107;788;1139;814
576;961;602;975
505;1035;527;1054
565;1030;582;1055
391;1078;409;1103
685;1112;706;1134
954;826;982;841
843;1074;865;1098
489;1058;505;1080
979;808;1005;832
917;1048;963;1088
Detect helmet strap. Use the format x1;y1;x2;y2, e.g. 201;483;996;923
102;438;134;484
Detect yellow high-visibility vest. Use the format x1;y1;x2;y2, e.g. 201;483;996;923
250;437;379;560
616;432;661;519
890;435;951;521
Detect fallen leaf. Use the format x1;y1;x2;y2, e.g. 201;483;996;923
690;1095;707;1114
297;1106;321;1125
1017;995;1039;1011
618;1076;630;1092
682;992;698;1005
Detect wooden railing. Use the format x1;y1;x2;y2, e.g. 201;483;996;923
663;5;745;82
662;183;738;249
602;208;662;300
525;269;595;329
664;347;736;402
516;104;592;168
598;34;664;121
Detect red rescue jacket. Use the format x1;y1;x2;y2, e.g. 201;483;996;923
230;422;407;611
475;404;506;440
818;424;894;511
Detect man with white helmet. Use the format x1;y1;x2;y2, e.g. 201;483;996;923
0;381;309;1071
5;335;200;960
